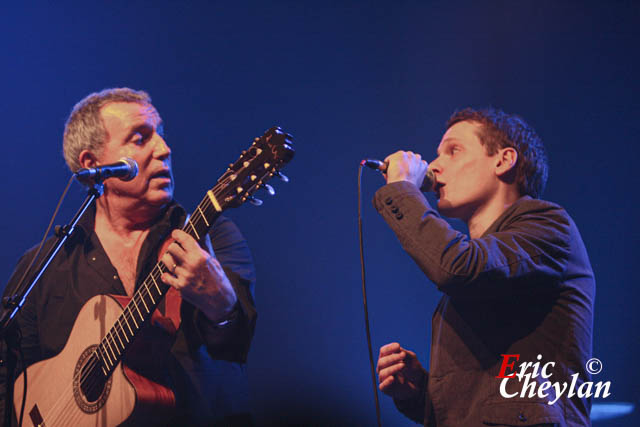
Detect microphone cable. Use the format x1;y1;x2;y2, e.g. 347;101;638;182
2;174;74;427
357;161;383;427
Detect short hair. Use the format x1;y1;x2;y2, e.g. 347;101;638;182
63;88;152;172
446;107;548;198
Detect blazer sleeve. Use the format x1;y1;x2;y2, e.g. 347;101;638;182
393;370;430;424
374;182;571;299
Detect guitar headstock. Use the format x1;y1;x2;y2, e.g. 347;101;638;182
214;127;295;209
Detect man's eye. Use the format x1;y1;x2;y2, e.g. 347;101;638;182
131;133;145;145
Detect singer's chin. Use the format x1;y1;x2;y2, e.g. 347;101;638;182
435;199;453;215
150;192;174;208
148;184;174;204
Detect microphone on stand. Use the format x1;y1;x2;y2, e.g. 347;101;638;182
75;158;139;183
361;158;435;192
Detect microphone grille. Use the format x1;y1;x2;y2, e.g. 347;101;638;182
421;169;436;192
119;157;139;181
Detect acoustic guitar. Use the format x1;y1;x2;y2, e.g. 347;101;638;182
13;127;294;426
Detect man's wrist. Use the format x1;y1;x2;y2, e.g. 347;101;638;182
208;302;241;327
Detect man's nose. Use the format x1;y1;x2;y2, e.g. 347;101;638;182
429;157;442;174
154;136;171;158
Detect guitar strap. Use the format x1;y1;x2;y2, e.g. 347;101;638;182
164;287;182;333
154;237;183;336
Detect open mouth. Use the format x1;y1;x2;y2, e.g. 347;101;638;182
434;182;444;199
152;170;171;178
151;170;171;180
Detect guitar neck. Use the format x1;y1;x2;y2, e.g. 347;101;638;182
96;189;225;377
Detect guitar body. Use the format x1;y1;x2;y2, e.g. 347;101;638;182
14;294;176;427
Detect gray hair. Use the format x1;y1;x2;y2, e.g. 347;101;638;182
63;88;152;171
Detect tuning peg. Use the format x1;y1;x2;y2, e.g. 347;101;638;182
274;171;289;183
247;196;263;206
263;183;275;196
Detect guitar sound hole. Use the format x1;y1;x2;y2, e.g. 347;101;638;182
80;355;107;402
73;345;113;413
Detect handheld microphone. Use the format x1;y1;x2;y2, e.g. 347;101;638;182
361;158;435;192
75;158;139;183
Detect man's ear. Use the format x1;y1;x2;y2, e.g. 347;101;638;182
78;150;98;169
495;147;518;178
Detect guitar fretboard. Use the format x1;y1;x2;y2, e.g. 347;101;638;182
94;189;224;377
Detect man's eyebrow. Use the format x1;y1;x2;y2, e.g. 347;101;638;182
129;115;163;134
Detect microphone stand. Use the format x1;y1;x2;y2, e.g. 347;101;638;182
0;180;103;427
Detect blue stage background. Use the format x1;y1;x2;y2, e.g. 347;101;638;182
0;2;638;425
